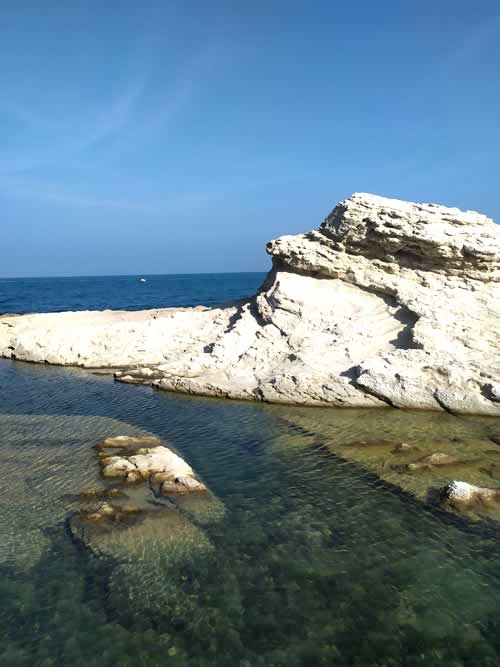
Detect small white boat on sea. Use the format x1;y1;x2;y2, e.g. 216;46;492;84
139;278;147;283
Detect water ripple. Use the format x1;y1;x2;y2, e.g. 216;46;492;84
0;359;499;665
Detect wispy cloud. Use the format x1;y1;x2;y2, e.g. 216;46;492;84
65;79;147;153
0;24;217;190
0;75;148;176
4;180;160;212
1;176;227;214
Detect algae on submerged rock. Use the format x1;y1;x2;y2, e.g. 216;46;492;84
265;404;500;521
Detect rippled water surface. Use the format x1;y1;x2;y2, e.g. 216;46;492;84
0;358;499;666
0;273;266;314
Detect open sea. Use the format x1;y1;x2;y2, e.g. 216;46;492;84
0;274;499;666
0;273;267;314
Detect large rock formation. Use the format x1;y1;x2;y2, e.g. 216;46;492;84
1;193;499;415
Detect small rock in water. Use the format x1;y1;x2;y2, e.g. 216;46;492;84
83;502;120;522
407;452;461;470
391;442;419;454
94;502;115;517
95;435;209;497
99;443;193;481
441;480;500;506
490;432;500;445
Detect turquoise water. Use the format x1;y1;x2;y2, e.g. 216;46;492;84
0;358;499;666
0;273;266;314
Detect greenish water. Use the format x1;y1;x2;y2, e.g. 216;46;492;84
0;359;499;666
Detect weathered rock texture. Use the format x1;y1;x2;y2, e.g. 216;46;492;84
1;193;499;415
96;435;207;494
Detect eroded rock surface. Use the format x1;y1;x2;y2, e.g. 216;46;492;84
1;193;499;415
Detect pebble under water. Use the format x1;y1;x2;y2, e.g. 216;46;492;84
0;358;499;666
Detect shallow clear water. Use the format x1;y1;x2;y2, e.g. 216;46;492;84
0;273;266;314
1;358;499;666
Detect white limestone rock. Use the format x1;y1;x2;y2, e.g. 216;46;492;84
101;457;138;478
1;192;499;415
100;444;194;482
441;480;499;506
160;476;208;496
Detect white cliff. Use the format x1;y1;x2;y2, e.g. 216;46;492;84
1;193;499;415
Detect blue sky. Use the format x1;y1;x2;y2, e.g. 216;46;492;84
1;1;499;277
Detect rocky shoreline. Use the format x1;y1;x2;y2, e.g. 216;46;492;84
1;192;499;415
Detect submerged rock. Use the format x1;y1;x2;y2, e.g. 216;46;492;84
0;414;161;571
391;442;420;454
84;502;117;521
1;193;499;415
64;427;219;627
66;431;223;619
85;510;215;621
272;405;500;522
407;453;463;471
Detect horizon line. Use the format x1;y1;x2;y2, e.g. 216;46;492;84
0;270;268;280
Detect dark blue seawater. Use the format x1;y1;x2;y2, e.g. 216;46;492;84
0;273;266;314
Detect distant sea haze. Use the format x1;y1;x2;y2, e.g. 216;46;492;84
0;273;266;315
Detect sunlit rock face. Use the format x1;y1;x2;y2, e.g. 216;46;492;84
1;193;499;415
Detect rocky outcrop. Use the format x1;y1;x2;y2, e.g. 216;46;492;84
1;193;499;415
